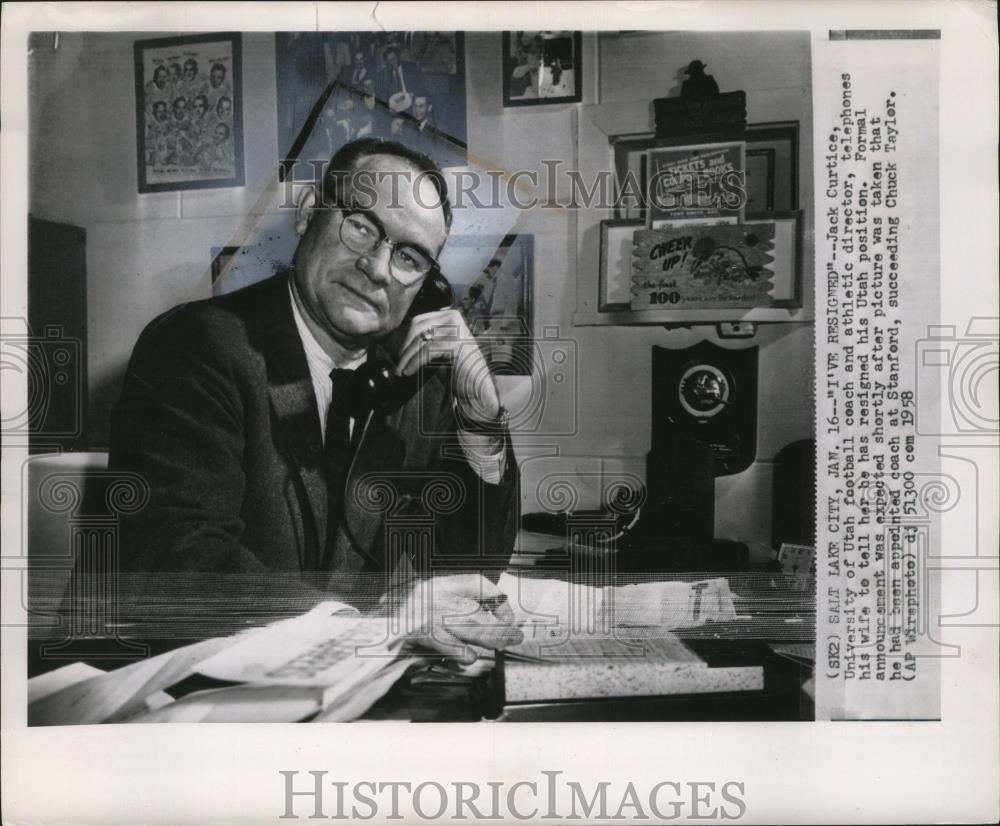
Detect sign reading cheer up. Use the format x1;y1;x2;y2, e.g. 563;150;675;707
630;223;777;310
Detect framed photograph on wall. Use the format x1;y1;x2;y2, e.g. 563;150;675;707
275;32;468;176
610;121;799;221
134;33;244;193
645;141;745;227
502;31;582;107
439;234;534;375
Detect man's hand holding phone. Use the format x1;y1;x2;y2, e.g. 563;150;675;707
395;308;502;427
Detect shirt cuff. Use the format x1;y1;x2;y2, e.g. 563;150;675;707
312;599;361;617
456;429;506;484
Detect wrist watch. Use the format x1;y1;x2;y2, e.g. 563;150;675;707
459;404;510;435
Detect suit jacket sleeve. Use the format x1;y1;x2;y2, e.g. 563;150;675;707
427;377;520;582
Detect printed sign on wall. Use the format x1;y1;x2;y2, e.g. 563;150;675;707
646;142;746;227
630;223;777;310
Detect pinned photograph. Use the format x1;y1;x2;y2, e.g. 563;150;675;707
134;33;244;192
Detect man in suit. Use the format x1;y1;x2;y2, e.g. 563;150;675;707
375;44;424;114
110;138;521;661
337;48;372;93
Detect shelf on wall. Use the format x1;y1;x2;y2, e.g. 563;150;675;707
575;95;814;328
573;307;812;327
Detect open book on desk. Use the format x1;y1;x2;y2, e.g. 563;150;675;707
499;627;763;703
495;572;763;704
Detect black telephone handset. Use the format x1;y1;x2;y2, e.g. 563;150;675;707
346;271;455;417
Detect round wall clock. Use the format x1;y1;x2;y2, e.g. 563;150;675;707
678;363;731;419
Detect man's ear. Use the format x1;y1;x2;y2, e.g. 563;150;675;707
294;186;317;236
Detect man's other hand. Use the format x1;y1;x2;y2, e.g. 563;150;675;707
391;573;522;664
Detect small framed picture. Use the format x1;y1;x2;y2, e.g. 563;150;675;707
134;33;245;193
440;234;534;375
502;31;582;107
599;219;643;312
645;141;745;227
610;121;799;222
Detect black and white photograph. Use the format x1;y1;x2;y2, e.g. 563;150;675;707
25;26;820;727
444;235;534;376
134;33;244;192
276;31;467;174
502;31;582;106
3;3;998;826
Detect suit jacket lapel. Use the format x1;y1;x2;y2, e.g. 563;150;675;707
246;273;328;569
335;407;408;572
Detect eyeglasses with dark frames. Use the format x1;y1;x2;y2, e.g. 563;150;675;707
336;206;440;286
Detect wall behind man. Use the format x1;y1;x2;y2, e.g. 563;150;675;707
28;30;813;550
462;31;815;549
29;32;281;446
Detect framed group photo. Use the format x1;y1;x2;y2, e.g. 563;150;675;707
275;31;468;176
134;32;245;193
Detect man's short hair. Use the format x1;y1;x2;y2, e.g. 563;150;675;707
319;137;452;232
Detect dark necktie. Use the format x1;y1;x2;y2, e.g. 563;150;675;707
323;368;356;569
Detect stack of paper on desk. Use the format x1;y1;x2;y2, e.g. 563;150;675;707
496;574;759;703
28;602;415;724
193;610;402;686
164;607;412;723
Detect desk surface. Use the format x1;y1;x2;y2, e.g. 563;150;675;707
28;632;813;725
28;547;815;724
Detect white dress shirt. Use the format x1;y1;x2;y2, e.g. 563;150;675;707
288;281;505;483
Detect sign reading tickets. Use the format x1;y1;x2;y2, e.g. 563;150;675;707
630;223;776;310
646;142;746;226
